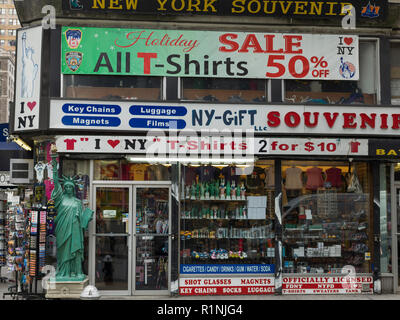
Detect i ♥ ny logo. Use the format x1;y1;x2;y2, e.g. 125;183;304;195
343;37;353;46
107;140;120;148
337;36;355;55
27;101;37;111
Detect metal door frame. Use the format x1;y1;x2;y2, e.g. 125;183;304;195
393;180;400;293
90;184;133;296
90;181;172;296
132;183;172;296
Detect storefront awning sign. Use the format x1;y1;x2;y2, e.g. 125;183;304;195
368;139;400;157
50;100;400;136
55;135;368;157
62;0;387;22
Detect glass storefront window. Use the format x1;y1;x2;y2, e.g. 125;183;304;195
284;41;378;105
281;160;372;274
95;236;129;291
181;78;267;103
390;42;400;105
94;187;130;291
180;161;275;271
95;187;129;234
63;75;162;101
62;159;91;202
380;164;392;273
93;160;170;181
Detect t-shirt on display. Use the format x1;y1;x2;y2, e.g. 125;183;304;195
264;167;275;188
306;167;324;190
325;167;342;188
285;167;303;190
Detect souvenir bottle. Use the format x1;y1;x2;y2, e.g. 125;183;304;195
185;184;190;199
236;181;241;199
231;180;236;200
214;180;220;199
209;181;215;199
239;206;244;219
240;181;246;200
220;178;226;200
205;182;210;199
190;181;196;200
226;180;231;200
200;182;205;200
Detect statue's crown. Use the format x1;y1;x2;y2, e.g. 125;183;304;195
60;175;80;187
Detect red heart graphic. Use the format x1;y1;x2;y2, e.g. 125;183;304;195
344;37;353;46
107;140;120;149
27;101;37;111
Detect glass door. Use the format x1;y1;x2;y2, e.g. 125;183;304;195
133;186;171;295
93;186;132;294
396;186;400;292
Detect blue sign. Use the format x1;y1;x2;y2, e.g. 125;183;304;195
62;103;121;115
0;123;8;142
129;118;186;129
62;116;121;127
129;105;187;117
180;264;275;274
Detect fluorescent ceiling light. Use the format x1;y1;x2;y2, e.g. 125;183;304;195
126;156;255;164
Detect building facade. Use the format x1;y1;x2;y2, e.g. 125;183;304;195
0;0;19;53
0;48;14;123
9;0;400;296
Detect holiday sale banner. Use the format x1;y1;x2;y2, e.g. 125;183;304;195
61;26;359;80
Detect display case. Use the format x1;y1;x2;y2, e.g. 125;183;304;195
281;161;372;274
180;163;276;272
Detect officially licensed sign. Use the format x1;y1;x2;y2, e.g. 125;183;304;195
55;135;369;157
62;0;387;21
50;100;400;136
282;276;373;294
61;27;359;80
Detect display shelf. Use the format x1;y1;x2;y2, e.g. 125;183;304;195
181;237;275;240
180;198;248;202
181;217;271;221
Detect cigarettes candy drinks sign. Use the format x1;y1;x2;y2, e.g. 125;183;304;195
50;100;400;136
282;276;373;294
61;27;359;80
179;277;275;295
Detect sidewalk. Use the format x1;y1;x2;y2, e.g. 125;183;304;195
1;279;399;300
0;266;399;300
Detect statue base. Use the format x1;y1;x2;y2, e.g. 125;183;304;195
45;277;89;299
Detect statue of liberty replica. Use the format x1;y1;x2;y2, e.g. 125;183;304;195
49;144;93;283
